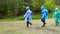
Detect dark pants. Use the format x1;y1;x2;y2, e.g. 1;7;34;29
56;22;59;26
27;21;32;27
41;18;46;27
55;19;59;26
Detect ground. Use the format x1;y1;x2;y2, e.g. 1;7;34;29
0;18;60;34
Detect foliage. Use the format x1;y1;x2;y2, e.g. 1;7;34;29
0;0;60;19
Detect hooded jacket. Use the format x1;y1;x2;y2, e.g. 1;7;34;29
41;6;48;20
24;6;32;22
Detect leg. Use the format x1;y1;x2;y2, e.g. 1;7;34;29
55;19;58;26
43;21;46;27
29;22;32;25
58;22;59;24
27;21;29;28
55;22;58;26
57;20;59;24
27;21;32;26
56;22;59;26
41;20;46;27
42;20;46;27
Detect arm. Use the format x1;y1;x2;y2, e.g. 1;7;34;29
24;12;27;18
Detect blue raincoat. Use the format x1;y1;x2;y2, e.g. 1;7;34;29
24;6;32;22
41;6;48;20
53;8;60;23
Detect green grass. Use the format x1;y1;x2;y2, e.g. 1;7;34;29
0;14;40;21
0;14;52;21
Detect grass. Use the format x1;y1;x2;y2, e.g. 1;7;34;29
0;13;52;21
0;14;40;21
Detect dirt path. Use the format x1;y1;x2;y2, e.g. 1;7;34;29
0;18;60;34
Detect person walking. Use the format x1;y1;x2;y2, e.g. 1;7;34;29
53;8;60;26
24;6;32;28
41;5;48;27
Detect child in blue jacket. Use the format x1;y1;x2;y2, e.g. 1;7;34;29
41;5;48;27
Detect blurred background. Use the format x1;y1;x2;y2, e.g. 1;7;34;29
0;0;60;20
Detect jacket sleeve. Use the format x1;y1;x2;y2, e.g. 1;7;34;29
52;12;55;18
24;12;27;18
